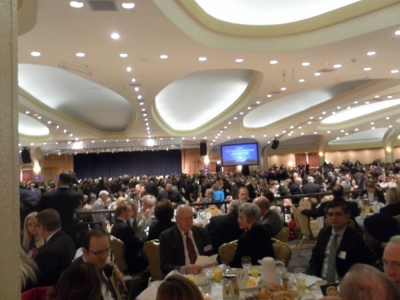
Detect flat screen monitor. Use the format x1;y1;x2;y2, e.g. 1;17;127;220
220;143;259;167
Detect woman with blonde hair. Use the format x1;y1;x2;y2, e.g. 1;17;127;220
380;187;400;216
156;275;203;300
20;247;39;292
22;212;43;257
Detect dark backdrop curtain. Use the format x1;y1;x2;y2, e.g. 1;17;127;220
73;150;182;179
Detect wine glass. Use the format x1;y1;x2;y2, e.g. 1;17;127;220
204;262;217;279
241;256;252;274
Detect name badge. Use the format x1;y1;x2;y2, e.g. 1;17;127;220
338;251;346;259
204;244;212;252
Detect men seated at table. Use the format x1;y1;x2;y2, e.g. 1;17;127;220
230;203;274;268
203;188;216;203
307;202;375;282
302;176;322;194
157;181;183;208
75;229;126;299
383;235;400;295
111;204;148;274
205;200;243;253
253;196;283;237
34;209;76;287
298;184;360;221
160;204;213;275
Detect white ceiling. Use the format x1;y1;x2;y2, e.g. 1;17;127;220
16;0;400;155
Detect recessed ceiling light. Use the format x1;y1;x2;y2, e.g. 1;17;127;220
25;111;30;114
122;2;135;9
386;117;390;119
267;94;272;98
345;133;349;136
134;87;139;92
337;106;341;109
236;58;243;63
37;116;42;119
247;107;251;110
367;51;376;56
333;64;341;68
364;67;371;71
70;1;84;8
302;62;310;66
111;33;120;40
256;101;260;104
251;135;254;138
319;117;323;119
374;95;379;98
199;57;207;61
336;137;340;140
228;122;231;124
372;127;375;129
301;133;304;135
76;52;85;57
47;121;51;124
193;137;196;139
347;106;351;109
388;96;393;98
354;101;358;103
160;54;168;59
322;111;326;114
239;112;243;115
396;30;400;35
56;126;59;129
298;126;302;129
332;111;335;114
227;136;230;139
234;117;237;120
131;78;136;82
389;125;393;128
327;131;331;133
314;132;317;134
263;135;266;137
239;136;242;138
314;72;321;76
299;79;305;82
340;129;344;132
138;95;142;99
31;52;41;57
275;134;279;137
281;87;286;91
308;121;311;124
120;53;128;58
355;128;359;131
143;113;147;116
290;126;294;129
270;60;278;64
141;108;146;111
391;70;399;74
365;101;370;104
127;67;132;72
371;122;374;124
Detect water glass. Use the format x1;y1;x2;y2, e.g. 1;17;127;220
242;256;252;273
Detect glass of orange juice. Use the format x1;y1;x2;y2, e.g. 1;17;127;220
214;267;222;282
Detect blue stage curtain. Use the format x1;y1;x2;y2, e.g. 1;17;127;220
73;150;182;179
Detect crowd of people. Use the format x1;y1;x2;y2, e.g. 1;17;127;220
18;158;400;299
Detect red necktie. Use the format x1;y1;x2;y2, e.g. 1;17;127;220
185;232;197;264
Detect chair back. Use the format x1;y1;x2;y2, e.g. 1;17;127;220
394;215;400;224
143;240;163;281
292;207;313;238
299;199;312;210
219;240;237;265
110;235;129;274
273;227;289;243
21;287;49;300
271;238;292;267
204;205;220;216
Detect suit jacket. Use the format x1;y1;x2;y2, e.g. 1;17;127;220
73;256;121;300
247;183;257;199
111;219;147;273
147;220;176;241
290;183;303;204
36;187;81;242
160;225;212;275
157;189;183;205
230;183;239;199
35;230;76;287
302;183;321;194
380;203;400;216
230;225;274;268
261;209;283;237
205;213;244;253
361;189;386;203
307;226;375;279
301;197;360;221
92;198;108;229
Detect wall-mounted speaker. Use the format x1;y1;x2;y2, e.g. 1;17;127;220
271;140;280;150
200;141;207;156
21;148;32;164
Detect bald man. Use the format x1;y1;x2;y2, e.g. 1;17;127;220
159;205;213;275
253;196;283;236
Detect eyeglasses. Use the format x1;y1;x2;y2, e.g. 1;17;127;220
88;248;112;256
326;213;346;217
177;216;193;222
382;259;400;270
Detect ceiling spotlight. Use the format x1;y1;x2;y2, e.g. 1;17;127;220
281;87;286;91
198;57;207;61
76;52;85;57
70;1;84;8
31;52;41;57
120;53;128;58
131;78;136;82
364;67;371;71
127;67;132;72
299;79;305;82
135;87;139;92
314;72;321;76
333;64;341;68
302;62;310;66
160;54;168;59
236;58;243;63
270;60;278;64
122;2;135;9
391;70;399;74
367;51;376;56
111;33;120;40
267;94;272;98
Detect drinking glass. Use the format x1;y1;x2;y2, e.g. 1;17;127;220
241;256;252;273
204;262;217;279
294;268;306;295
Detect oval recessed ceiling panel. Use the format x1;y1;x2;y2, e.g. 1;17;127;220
19;113;50;136
155;69;255;131
18;64;133;132
328;128;388;145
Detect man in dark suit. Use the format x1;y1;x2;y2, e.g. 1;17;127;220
302;176;321;194
307;202;374;281
298;184;360;221
75;228;126;299
35;209;76;287
110;203;148;274
160;204;213;275
290;177;303;204
206;200;243;253
228;178;239;199
203;188;217;203
253;196;283;236
247;177;258;199
36;172;82;242
157;181;183;208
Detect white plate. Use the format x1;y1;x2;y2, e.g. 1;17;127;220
240;277;259;290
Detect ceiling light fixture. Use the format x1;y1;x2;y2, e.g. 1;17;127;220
302;62;310;66
396;30;400;35
70;1;84;8
236;58;243;62
122;2;135;9
76;52;85;57
120;53;128;58
160;54;168;59
333;64;341;68
299;79;305;82
314;72;321;76
281;87;286;91
111;33;120;40
367;51;376;56
127;67;132;72
391;70;399;74
199;57;207;61
364;67;371;71
270;60;278;64
31;52;41;57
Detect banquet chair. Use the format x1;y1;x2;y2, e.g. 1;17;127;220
219;240;238;265
292;206;317;257
204;205;221;216
21;286;49;300
273;227;289;243
299;199;312;210
110;235;149;299
143;239;164;282
393;215;400;224
271;238;292;267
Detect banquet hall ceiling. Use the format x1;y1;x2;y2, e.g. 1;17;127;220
17;0;400;156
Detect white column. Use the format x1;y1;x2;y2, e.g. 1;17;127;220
0;0;20;298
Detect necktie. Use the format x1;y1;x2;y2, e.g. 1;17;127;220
126;220;131;227
185;232;197;264
132;218;137;231
101;273;116;299
326;233;338;283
